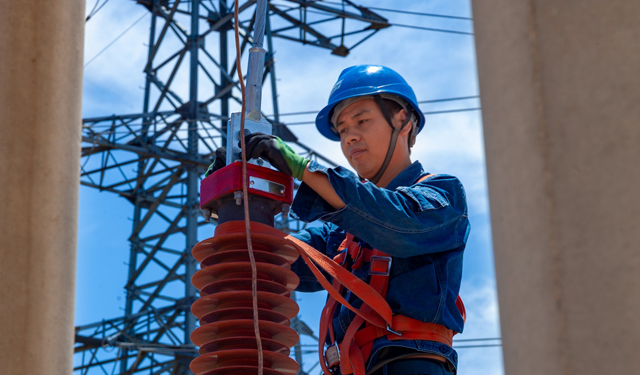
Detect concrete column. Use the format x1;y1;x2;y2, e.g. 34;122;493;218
0;1;85;374
473;1;640;374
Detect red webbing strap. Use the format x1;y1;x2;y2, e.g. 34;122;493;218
265;229;393;328
340;248;390;375
368;249;391;298
339;233;358;257
318;278;342;375
355;315;455;348
339;315;365;375
315;239;391;375
348;339;366;375
417;173;433;183
457;295;467;322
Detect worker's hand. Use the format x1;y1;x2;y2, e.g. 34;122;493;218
204;147;227;177
241;133;309;180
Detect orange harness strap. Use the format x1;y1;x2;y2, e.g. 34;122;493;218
337;246;389;375
329;238;465;375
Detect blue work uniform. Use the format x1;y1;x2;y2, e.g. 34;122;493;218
290;160;470;373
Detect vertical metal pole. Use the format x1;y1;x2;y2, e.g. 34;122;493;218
266;14;280;125
185;0;200;348
122;5;157;373
219;0;229;142
245;0;267;114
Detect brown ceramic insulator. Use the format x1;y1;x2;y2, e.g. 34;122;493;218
190;320;299;348
199;279;291;297
192;233;299;264
198;337;290;356
190;222;302;375
199;307;290;325
191;291;299;320
200;368;285;375
190;349;299;375
189;349;299;375
192;263;299;291
200;250;291;268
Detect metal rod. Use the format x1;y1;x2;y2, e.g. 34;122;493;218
245;0;267;115
219;0;230;142
185;0;200;349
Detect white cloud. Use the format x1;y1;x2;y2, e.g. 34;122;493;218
457;278;504;375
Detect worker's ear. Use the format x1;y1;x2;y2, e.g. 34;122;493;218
394;109;411;135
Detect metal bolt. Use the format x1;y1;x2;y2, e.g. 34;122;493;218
234;191;243;205
202;209;212;223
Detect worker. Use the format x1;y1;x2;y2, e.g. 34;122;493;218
206;65;470;375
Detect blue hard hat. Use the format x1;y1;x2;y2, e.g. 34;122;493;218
315;65;425;141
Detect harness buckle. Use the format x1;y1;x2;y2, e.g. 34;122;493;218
369;256;392;276
386;323;403;337
324;342;340;372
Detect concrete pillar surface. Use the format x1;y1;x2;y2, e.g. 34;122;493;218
473;1;640;374
0;1;85;374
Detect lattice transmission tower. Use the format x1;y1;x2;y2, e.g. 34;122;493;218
74;0;390;374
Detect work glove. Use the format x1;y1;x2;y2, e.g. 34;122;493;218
241;133;309;180
204;147;227;177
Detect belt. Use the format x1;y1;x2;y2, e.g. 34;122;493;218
369;358;453;375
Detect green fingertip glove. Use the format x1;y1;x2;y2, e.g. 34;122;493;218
204;147;227;177
274;137;309;180
243;133;309;180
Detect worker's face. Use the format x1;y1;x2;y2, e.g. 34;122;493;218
335;99;406;180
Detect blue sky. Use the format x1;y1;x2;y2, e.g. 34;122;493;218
77;1;502;374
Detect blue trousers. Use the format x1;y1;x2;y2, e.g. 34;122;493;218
370;358;454;375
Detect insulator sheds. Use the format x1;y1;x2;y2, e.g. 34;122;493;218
190;221;301;375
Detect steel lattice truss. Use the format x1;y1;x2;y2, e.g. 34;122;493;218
74;1;389;374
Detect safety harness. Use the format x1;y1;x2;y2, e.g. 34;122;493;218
242;173;465;375
313;174;465;375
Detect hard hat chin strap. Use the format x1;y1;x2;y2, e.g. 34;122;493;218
366;95;411;185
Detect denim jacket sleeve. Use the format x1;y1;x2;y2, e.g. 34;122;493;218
291;161;470;258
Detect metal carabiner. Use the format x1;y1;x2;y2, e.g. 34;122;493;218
324;342;341;372
386;323;403;337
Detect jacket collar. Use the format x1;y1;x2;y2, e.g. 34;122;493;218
384;160;426;190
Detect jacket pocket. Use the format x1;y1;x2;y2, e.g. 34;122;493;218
397;185;450;212
325;230;346;258
386;259;442;323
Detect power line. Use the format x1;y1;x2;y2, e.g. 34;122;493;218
84;12;148;68
81;96;480;128
424;107;481;115
268;96;480;118
419;95;479;104
85;0;111;22
318;1;472;20
302;8;472;36
454;337;501;343
281;107;481;126
367;5;472;21
454;344;502;349
82;106;482;133
299;337;501;346
391;23;473;36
